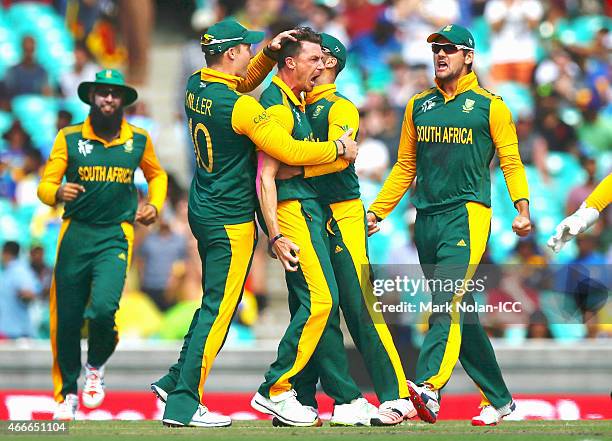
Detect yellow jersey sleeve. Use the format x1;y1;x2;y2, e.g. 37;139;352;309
303;98;355;178
267;104;294;134
231;95;338;166
139;134;168;213
490;98;529;204
585;173;612;212
37;130;68;206
236;50;276;93
368;97;417;220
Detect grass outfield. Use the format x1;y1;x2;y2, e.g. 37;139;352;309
5;420;612;441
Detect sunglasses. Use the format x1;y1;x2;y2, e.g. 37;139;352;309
431;42;472;54
94;87;123;98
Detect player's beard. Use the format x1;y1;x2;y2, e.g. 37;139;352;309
89;103;123;137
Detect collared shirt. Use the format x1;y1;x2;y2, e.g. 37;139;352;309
370;71;529;217
0;259;39;338
37;117;167;224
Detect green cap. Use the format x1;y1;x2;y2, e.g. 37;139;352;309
321;33;347;73
201;19;265;55
427;24;475;49
77;69;138;106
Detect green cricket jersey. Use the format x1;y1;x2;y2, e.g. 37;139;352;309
185;69;257;225
38;118;167;225
305;84;360;205
370;71;529;218
260;76;317;202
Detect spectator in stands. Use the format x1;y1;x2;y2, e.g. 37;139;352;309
302;3;349;46
526;310;553;339
136;215;187;311
342;0;385;40
29;244;51;300
515;114;549;182
1;121;34;199
14;147;43;206
3;35;51;98
351;19;402;76
484;0;543;85
387;60;431;112
56;110;73;131
383;0;460;67
566;157;598;215
0;241;39;339
535;94;579;155
59;42;100;99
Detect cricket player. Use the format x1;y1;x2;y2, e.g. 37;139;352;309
548;173;611;252
37;69;168;420
285;33;415;426
152;20;357;428
252;27;376;427
367;24;531;426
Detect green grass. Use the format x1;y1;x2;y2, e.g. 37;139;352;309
5;420;612;441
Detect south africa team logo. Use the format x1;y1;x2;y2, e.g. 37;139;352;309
78;139;93;157
312;105;325;118
124;139;134;153
462;98;475;113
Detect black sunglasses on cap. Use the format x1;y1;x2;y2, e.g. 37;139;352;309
431;42;472;54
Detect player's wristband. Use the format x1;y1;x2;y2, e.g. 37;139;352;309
263;45;276;60
336;139;347;157
269;233;283;247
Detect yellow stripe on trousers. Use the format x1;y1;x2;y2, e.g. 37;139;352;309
50;219;72;403
270;200;334;397
426;201;491;389
330;199;409;399
197;221;255;402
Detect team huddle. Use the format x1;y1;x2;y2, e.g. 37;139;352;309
37;19;611;428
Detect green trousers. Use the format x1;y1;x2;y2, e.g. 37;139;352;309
257;198;360;404
50;219;133;402
162;218;256;424
413;202;512;409
294;199;409;406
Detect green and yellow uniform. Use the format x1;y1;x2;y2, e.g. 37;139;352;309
369;71;529;409
160;64;343;423
37;117;167;403
256;76;360;405
292;84;409;406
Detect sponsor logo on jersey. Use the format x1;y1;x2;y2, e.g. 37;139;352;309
457;239;467;247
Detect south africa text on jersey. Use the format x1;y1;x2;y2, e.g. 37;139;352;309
417;125;474;144
78;166;134;183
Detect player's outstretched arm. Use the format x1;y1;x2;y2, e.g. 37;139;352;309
547;173;611;252
257;151;300;272
232;95;351;165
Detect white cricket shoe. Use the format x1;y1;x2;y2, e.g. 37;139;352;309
53;393;78;421
163;404;232;428
151;383;168;403
371;398;417;426
82;364;105;409
251;390;320;427
471;401;516;426
330;397;378;427
406;380;439;424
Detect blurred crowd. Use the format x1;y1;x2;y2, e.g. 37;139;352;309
0;0;610;344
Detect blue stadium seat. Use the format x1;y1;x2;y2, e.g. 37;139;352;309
11;95;58;152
